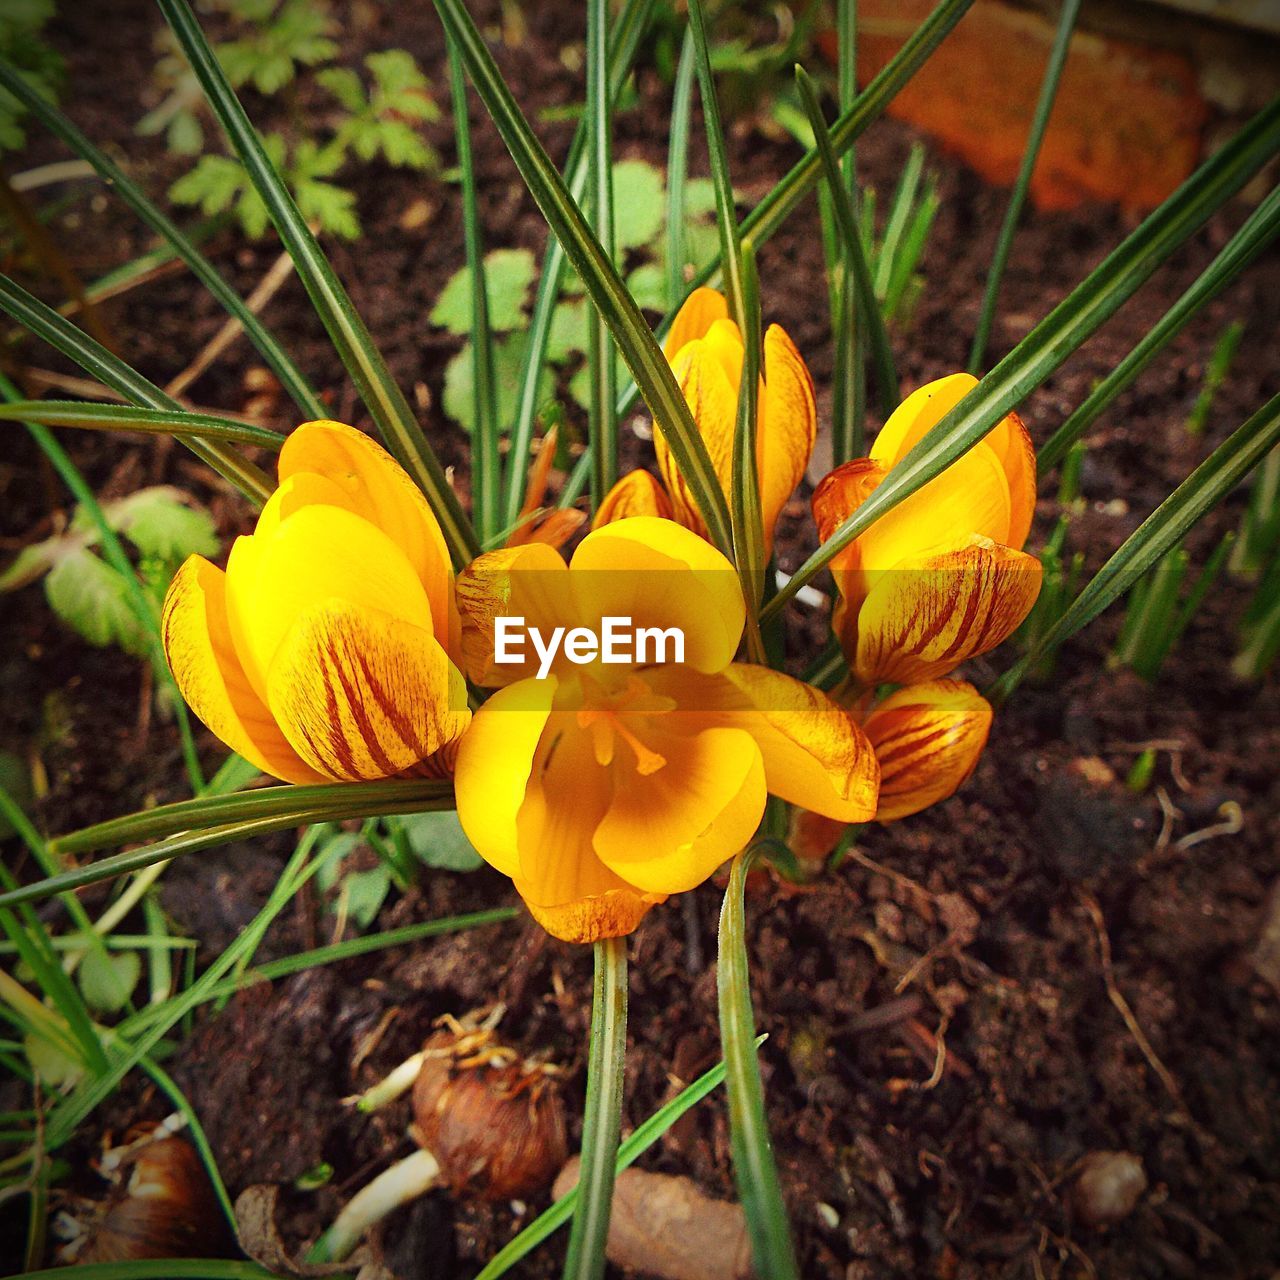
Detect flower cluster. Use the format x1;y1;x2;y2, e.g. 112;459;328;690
164;292;1040;943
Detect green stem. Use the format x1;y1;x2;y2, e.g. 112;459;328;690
562;935;629;1280
718;846;799;1279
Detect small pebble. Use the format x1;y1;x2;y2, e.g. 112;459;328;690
1073;1150;1148;1227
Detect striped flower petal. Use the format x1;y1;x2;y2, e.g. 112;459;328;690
863;680;992;821
592;469;674;527
266;600;469;781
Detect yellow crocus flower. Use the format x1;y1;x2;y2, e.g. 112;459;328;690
813;373;1042;687
452;517;879;943
162;420;469;783
594;287;816;557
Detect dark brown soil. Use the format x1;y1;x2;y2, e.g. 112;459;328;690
2;2;1278;1278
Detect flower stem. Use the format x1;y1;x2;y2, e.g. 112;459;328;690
718;846;799;1279
562;935;628;1280
308;1148;441;1263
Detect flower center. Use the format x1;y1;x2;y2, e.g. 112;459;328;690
575;673;676;776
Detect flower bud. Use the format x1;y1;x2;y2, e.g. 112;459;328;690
410;1026;566;1200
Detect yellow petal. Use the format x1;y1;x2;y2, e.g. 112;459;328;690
569;517;744;674
725;664;880;822
984;410;1037;550
454;543;574;686
161;556;322;784
506;708;667;942
592;470;674;528
662;285;729;360
226;503;434;704
279;420;454;630
870;373;977;467
854;537;1043;684
515;508;588;550
863;680;992;821
653;334;738;538
871;375;1036;550
266;600;469;781
591;724;766;894
758;323;816;555
522;889;659;944
454;677;558;878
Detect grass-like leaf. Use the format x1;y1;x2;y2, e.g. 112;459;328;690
0;401;286;450
0;56;326;422
665;26;698;324
433;0;734;558
502;0;655;529
586;0;619;505
968;0;1081;373
795;65;897;414
447;37;501;542
993;392;1280;700
53;778;454;856
157;0;479;564
763;96;1280;621
473;1038;760;1280
1039;182;1280;471
0;273;273;505
718;844;799;1278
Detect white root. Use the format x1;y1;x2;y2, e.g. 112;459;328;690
309;1148;441;1263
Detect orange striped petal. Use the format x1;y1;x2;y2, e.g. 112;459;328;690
713;664;879;822
758;324;816;555
854;537;1043;684
454;677;558;878
517;508;588;549
266;600;469;781
279;420;455;648
662;285;729;360
225;503;434;706
454;542;574;686
591;724;766;895
863;680;992;821
161;556;322;784
592;470;674;528
513;708;666;940
569;517;744;674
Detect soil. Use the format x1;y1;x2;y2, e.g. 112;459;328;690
2;2;1279;1278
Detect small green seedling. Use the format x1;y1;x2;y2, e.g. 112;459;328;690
0;0;62;153
1112;532;1234;681
1186;319;1245;436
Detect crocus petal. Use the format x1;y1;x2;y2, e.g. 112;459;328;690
722;664;879;822
161;556;323;784
870;374;1036;550
454;677;558;877
812;443;1013;618
225;504;433;705
454;543;574;686
654;332;738;538
592;725;766;894
592;470;674;528
863;680;992;821
266;599;469;781
758;323;816;554
662;285;729;360
569;517;745;674
512;709;666;941
854;536;1043;684
279;420;454;634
